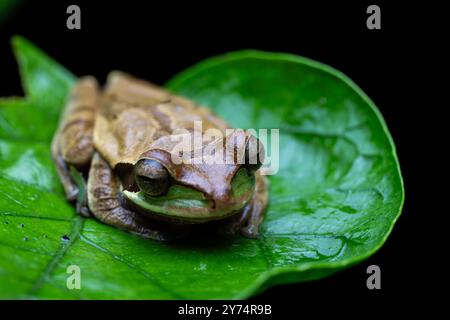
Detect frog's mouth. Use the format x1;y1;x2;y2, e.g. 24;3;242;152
122;168;255;222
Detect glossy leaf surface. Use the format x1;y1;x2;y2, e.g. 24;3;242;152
0;37;404;299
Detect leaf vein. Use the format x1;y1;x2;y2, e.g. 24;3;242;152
79;234;185;299
24;215;84;297
0;212;72;222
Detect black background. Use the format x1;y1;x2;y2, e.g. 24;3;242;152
0;0;437;311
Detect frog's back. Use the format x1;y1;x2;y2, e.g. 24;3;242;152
93;72;229;168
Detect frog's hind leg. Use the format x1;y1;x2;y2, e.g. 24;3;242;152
87;152;171;241
51;77;98;216
240;173;269;239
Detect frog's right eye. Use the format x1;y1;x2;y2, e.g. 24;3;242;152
134;159;169;196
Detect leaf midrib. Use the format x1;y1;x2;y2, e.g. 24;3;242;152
25;215;84;298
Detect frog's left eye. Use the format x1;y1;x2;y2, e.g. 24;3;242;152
134;159;169;196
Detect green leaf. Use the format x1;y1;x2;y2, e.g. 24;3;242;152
0;37;404;299
0;37;75;143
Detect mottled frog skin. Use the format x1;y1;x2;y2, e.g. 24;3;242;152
51;72;268;241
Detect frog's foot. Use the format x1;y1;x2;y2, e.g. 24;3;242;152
240;199;265;238
87;152;173;241
240;174;269;239
218;173;268;238
217;206;251;236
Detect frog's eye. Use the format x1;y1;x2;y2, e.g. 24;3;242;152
134;159;169;196
243;136;264;172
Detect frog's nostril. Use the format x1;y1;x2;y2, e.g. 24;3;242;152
211;187;233;211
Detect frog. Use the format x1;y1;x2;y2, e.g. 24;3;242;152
51;72;268;241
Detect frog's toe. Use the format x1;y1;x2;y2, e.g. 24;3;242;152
134;226;190;242
66;185;79;202
240;224;259;239
76;201;91;217
75;185;91;217
133;229;171;241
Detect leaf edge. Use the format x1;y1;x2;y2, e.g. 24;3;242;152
166;50;406;299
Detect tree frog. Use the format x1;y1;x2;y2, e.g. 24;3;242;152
52;72;268;241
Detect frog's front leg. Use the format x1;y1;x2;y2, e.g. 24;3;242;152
51;77;98;216
240;174;269;238
241;173;269;238
87;152;172;241
220;173;269;238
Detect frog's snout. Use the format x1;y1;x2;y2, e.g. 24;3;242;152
210;186;233;211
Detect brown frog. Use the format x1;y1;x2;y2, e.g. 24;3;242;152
51;72;268;241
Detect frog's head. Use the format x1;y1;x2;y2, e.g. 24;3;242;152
122;131;264;223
